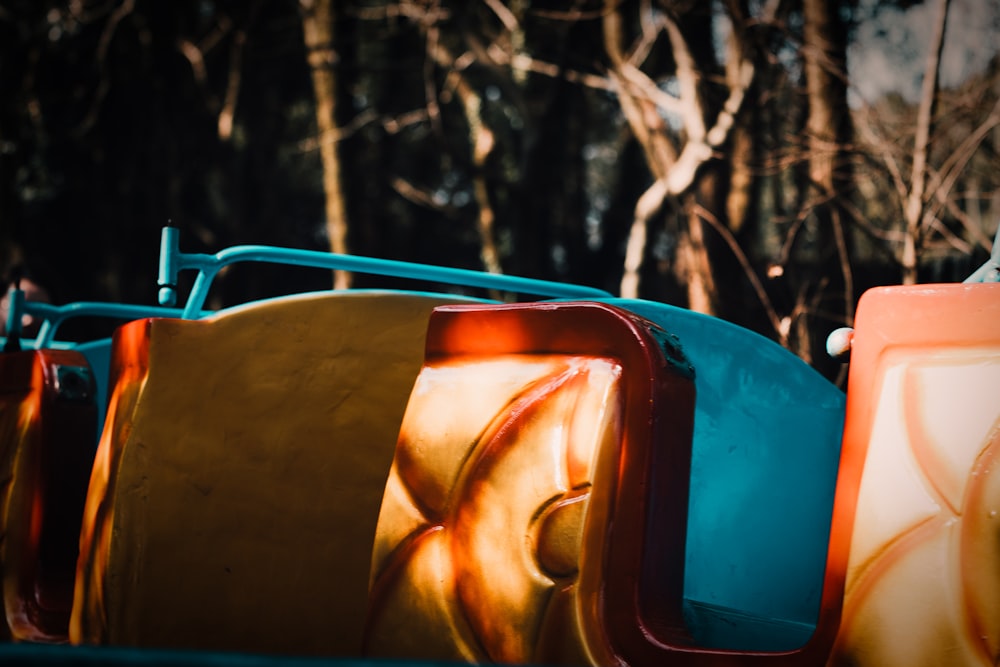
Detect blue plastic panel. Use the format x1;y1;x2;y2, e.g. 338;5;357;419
603;298;846;651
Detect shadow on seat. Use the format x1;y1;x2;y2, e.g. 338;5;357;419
71;291;480;656
825;283;1000;666
0;349;97;641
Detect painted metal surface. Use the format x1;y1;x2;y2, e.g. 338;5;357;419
157;226;613;318
13;300;195;350
964;225;1000;283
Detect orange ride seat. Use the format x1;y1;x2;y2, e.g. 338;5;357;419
0;349;97;641
70;291;477;656
364;301;697;666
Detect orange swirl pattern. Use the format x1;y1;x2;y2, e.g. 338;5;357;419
366;354;621;665
829;353;1000;666
364;301;697;667
826;283;1000;667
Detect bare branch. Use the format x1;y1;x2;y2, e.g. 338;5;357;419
391;177;459;215
76;0;136;135
626;0;663;66
350;2;449;23
177;39;209;90
531;6;613;21
855;105;909;202
901;0;949;284
428;40;503;276
920;96;1000;251
218;21;251;141
694;203;786;342
609;1;764;297
617;63;686;116
486;46;617;92
481;0;518;32
662;15;705;143
926;217;974;254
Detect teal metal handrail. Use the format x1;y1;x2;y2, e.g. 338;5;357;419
157;227;614;319
964;223;1000;283
4;297;195;349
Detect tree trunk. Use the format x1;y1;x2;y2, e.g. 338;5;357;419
301;0;351;289
801;0;854;367
901;0;950;284
428;41;503;276
605;2;760;305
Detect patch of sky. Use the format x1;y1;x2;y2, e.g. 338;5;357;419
657;77;684;132
848;0;1000;106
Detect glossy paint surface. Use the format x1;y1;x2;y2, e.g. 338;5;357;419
826;282;1000;667
72;292;477;655
0;349;96;641
605;299;846;654
365;302;696;665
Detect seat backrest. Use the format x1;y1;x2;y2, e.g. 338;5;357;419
612;299;846;655
825;283;1000;666
71;291;476;656
0;349;97;641
363;301;697;665
365;298;855;667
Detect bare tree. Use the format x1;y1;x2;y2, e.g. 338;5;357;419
604;1;775;308
301;0;351;289
795;0;854;364
427;31;504;276
901;0;950;284
856;0;999;285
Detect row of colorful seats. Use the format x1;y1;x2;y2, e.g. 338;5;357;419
0;227;997;666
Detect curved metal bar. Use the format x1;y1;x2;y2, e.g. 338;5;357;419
156;227;614;319
3;287;24;350
964;223;1000;283
1;295;196;350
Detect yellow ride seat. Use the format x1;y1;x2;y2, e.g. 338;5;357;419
363;301;696;666
824;282;1000;667
70;291;476;656
0;349;96;642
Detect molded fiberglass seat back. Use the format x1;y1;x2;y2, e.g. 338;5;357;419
825;282;1000;667
0;349;97;642
364;301;697;665
71;291;481;656
364;299;849;666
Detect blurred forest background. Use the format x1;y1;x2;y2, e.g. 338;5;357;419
0;0;998;381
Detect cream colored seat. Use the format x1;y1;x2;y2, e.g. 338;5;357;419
71;291;476;656
825;283;1000;667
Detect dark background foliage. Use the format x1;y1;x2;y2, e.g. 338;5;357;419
1;0;997;381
